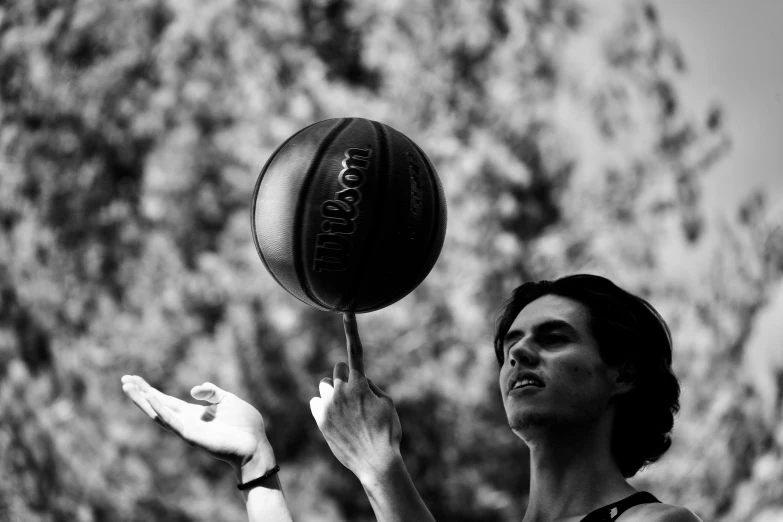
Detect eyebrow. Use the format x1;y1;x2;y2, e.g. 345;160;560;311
503;319;579;351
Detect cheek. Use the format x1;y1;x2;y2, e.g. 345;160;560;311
555;357;606;400
563;360;595;382
498;369;508;394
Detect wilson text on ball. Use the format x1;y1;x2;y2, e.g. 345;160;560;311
313;147;373;272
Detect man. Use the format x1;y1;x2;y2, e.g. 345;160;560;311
121;274;704;521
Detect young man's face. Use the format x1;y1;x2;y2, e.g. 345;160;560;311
498;294;624;438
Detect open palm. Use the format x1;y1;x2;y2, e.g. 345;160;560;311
120;375;272;469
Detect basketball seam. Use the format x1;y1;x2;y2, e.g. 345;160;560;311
295;118;354;311
339;120;390;311
251;121;322;293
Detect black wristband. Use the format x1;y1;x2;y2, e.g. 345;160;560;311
237;465;280;491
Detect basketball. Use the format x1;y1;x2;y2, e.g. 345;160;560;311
251;117;447;313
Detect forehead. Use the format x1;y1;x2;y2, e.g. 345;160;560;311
508;294;590;333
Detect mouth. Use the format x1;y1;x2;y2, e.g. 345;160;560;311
508;383;544;398
510;381;542;391
507;374;545;394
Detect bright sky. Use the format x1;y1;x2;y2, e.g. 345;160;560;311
656;1;783;417
657;0;783;218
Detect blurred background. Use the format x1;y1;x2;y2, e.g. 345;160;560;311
0;0;781;520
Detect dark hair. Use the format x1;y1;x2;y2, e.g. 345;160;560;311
493;274;681;478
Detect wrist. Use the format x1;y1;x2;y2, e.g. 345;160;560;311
235;447;277;484
357;452;405;488
358;453;436;522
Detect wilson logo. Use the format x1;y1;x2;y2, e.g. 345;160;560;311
313;147;372;272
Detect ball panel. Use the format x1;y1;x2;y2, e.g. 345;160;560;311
291;118;364;310
336;119;392;311
348;123;443;312
251;121;319;301
253;118;350;310
349;125;421;311
299;118;383;310
404;135;448;286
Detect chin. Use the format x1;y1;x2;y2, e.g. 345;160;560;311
507;409;557;434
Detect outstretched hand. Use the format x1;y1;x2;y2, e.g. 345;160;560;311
309;312;403;483
120;375;276;472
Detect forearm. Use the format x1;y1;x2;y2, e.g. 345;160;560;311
236;455;294;522
359;456;436;522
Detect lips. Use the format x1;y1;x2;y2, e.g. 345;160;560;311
507;372;545;394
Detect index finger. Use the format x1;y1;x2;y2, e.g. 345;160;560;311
342;312;365;376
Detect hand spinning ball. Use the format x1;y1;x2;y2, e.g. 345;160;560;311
251;117;447;313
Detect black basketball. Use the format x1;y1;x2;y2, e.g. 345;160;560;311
251;117;447;313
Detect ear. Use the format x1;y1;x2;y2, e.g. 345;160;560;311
612;360;638;396
617;361;637;382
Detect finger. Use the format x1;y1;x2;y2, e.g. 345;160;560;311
122;383;172;432
342;312;365;376
128;374;155;393
122;382;156;419
145;391;187;438
309;397;326;428
191;382;229;404
129;375;188;413
367;378;392;401
333;362;349;393
319;378;334;402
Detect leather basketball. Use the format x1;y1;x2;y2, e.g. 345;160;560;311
251;117;447;313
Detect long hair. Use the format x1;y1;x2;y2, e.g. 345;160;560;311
493;274;681;478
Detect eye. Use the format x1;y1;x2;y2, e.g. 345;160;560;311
503;334;521;352
540;333;567;344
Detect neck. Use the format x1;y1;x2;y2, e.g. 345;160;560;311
520;417;636;522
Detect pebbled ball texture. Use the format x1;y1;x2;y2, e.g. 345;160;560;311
251;117;447;313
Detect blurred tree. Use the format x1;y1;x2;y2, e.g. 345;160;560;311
1;0;780;521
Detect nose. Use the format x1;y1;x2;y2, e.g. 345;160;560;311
508;338;539;368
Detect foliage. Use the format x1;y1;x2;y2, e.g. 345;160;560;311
0;0;780;521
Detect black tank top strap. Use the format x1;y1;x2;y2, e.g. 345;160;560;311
579;492;661;522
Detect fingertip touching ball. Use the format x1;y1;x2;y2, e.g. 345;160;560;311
251;117;447;313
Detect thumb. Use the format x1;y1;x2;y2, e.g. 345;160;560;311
309;397;326;428
191;382;227;404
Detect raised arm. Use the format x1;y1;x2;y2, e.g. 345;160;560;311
120;375;293;522
309;313;437;522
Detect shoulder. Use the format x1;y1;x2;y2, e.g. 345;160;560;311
625;502;704;522
651;504;704;522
